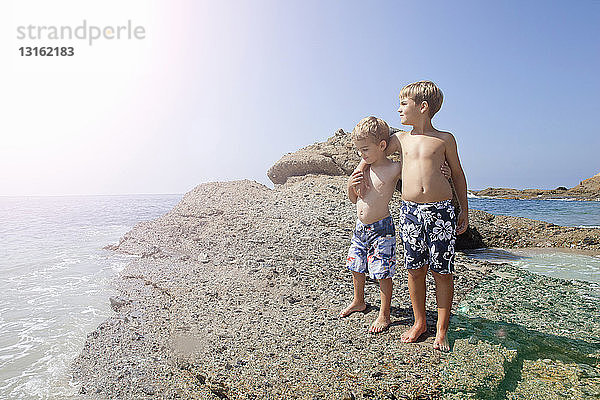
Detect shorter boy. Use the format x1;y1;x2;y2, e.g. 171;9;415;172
339;116;401;334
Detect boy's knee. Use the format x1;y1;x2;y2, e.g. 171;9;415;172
432;271;453;282
407;265;427;278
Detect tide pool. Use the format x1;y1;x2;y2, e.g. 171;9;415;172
463;247;600;284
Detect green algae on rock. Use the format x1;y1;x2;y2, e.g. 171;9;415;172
442;261;600;399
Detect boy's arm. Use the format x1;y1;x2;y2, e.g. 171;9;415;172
444;133;469;234
384;132;402;157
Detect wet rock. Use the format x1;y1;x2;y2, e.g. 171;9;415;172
441;339;517;398
506;359;600;399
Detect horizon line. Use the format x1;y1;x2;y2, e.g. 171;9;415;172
0;192;185;198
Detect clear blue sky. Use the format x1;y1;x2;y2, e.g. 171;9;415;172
1;0;598;195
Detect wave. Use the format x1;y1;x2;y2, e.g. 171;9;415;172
542;198;580;202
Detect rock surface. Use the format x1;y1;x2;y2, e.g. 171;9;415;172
72;176;600;399
74;177;484;399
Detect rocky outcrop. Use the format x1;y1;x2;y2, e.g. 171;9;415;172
72;176;600;399
466;209;600;251
571;172;600;194
472;172;600;200
267;129;358;184
267;128;402;184
74;177;490;399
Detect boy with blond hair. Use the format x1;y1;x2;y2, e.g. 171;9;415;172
340;116;401;333
354;81;468;350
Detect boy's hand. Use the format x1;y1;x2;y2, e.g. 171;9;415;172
349;170;366;198
456;210;469;235
356;160;370;189
441;161;451;179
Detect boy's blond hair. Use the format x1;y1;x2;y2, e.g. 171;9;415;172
400;81;444;118
351;116;390;145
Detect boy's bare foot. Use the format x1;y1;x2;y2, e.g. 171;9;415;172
368;315;390;334
400;323;427;343
433;331;450;352
339;302;366;318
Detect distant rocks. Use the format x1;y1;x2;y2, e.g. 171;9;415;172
267;129;357;184
471;172;600;200
571;172;600;196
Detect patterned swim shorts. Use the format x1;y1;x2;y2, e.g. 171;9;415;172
399;199;457;274
346;216;396;279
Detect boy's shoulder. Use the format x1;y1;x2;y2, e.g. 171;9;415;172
395;130;454;141
433;130;456;143
392;130;411;139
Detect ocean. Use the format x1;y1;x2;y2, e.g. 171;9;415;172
0;194;182;400
468;196;600;227
0;194;599;399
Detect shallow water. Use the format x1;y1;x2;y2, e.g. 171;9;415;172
463;247;600;283
0;195;181;400
448;260;600;399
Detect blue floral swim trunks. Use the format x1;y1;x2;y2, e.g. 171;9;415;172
346;216;396;280
399;199;457;274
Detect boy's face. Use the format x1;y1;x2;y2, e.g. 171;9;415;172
354;138;386;164
397;97;420;125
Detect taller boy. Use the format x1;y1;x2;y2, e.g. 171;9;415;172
358;81;468;351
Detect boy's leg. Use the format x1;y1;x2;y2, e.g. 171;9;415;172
401;265;428;343
432;271;454;352
339;271;367;317
368;277;392;333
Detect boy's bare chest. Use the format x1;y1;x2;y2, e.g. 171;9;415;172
400;136;445;160
366;168;395;193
